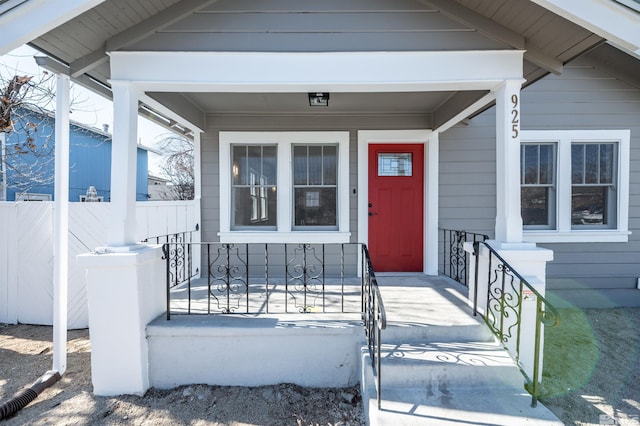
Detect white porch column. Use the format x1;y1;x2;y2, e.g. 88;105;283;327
79;79;165;396
192;130;202;276
495;80;524;243
108;80;139;247
53;73;70;374
425;132;439;275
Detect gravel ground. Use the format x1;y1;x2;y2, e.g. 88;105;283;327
1;307;639;425
0;324;364;425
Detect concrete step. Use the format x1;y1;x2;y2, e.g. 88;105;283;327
384;320;493;343
369;387;562;426
378;341;525;389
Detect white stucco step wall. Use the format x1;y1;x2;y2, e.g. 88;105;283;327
147;314;365;389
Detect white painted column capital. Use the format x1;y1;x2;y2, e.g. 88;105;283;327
108;80;139;247
495;79;524;242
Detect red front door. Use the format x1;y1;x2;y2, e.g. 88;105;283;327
368;144;424;272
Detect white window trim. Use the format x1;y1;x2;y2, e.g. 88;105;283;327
219;131;350;244
522;129;631;243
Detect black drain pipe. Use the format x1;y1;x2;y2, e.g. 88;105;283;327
0;370;61;420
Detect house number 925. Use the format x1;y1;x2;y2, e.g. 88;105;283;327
511;94;519;139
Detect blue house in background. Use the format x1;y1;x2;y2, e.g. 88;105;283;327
2;107;148;202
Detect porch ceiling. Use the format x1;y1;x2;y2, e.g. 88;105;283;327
172;91;459;116
16;0;623;132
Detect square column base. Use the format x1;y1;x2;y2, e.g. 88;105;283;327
77;244;165;396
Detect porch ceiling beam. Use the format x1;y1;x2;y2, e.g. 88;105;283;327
0;0;107;55
138;92;205;133
433;92;496;134
432;91;490;130
34;55;113;99
531;0;640;56
422;0;563;75
69;0;219;77
111;50;525;93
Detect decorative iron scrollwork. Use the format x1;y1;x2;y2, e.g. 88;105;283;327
286;243;324;313
209;244;248;314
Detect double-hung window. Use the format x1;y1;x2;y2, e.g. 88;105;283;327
521;130;630;243
293;145;338;229
219;132;350;243
521;143;556;229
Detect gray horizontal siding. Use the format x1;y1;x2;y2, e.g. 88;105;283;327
439;55;640;302
128;1;503;52
439;108;497;238
524;60;640;293
199;114;429;249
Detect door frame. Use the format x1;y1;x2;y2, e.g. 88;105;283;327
357;130;439;275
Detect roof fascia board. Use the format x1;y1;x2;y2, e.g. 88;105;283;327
110;50;525;93
70;0;218;77
531;0;640;56
0;0;107;55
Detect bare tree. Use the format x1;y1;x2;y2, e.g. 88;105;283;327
1;71;58;199
158;134;194;201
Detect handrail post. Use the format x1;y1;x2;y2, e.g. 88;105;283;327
163;243;170;320
531;297;543;407
472;241;480;316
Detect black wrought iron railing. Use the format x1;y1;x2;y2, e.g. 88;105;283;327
161;242;365;319
471;241;560;407
144;228;199;289
440;228;489;286
361;245;387;410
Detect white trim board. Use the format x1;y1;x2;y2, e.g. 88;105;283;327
110;50;525;93
357;130;438;275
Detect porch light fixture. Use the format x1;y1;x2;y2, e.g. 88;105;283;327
308;92;329;107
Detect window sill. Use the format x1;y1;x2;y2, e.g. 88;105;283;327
523;230;631;243
218;231;351;244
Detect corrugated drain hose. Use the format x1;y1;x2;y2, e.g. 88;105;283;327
0;370;61;420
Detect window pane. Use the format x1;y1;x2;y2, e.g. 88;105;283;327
231;144;278;229
323;145;337;185
523;145;539;185
600;144;614;184
571;144;584;184
584;144;599;184
294;188;337;226
262;145;277;184
539;144;554;185
521;187;552;226
378;153;412;176
248;145;262;180
571;186;615;227
293;146;307;185
308;146;323;185
232;145;246;185
233;187;277;227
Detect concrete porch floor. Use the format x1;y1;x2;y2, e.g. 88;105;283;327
152;273;561;425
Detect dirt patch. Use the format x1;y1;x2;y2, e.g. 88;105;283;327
2;308;639;425
0;324;364;425
540;308;640;426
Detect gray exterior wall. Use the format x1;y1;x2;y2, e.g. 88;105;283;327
200;114;428;245
439;54;640;307
128;1;502;53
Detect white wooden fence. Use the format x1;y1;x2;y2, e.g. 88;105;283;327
0;201;199;329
